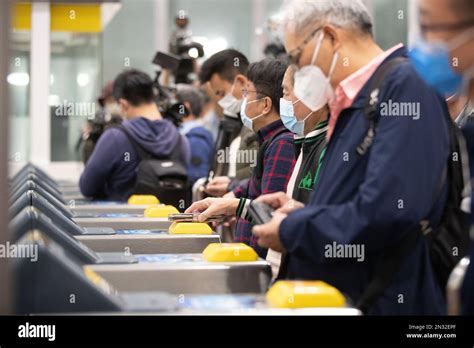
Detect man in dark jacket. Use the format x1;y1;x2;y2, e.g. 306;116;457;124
413;0;474;315
252;0;450;315
176;84;214;185
79;69;190;201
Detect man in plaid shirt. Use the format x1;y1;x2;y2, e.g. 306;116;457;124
186;58;296;257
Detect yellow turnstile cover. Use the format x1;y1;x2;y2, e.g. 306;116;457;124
128;195;160;205
266;280;346;308
83;266;118;296
168;221;213;235
202;243;258;262
144;205;179;218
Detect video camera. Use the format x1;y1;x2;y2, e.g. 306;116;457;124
152;51;196;127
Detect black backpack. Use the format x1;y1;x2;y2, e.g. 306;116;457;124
356;57;471;313
117;126;189;211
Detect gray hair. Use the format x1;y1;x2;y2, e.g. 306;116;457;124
282;0;374;37
176;84;203;117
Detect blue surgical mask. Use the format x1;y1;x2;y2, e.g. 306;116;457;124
280;98;297;130
240;97;265;130
280;97;312;136
409;29;474;96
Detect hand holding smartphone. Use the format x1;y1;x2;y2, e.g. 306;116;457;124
248;201;275;225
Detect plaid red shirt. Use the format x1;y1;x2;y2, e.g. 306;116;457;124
232;120;296;257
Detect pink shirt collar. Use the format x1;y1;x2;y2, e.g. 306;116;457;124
326;43;404;141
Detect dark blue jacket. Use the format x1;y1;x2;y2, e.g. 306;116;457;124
80;117;190;201
183;125;214;185
279;47;448;315
461;244;474;315
461;116;474;315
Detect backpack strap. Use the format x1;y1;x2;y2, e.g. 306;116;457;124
357;170;446;314
116;125;151;160
356;57;408;156
168;134;185;162
116;125;183;162
355;56;448;313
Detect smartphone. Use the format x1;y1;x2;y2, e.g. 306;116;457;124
168;212;226;223
248;201;274;225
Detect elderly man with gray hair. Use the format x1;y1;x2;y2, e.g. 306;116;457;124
252;0;453;315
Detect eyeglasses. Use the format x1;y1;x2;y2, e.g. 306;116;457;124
287;27;321;66
242;89;261;98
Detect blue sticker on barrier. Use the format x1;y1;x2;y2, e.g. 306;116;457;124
75;201;122;206
115;229;168;235
180;295;257;310
93;213;142;218
136;254;201;263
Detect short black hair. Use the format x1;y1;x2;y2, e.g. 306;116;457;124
112;69;155;106
247;58;288;114
199;49;249;84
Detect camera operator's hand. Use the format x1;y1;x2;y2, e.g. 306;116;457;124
204;176;231;197
81;124;92;139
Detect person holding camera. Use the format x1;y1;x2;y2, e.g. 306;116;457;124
79;69;190;201
78;81;123;164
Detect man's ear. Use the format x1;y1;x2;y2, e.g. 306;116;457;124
235;74;247;88
183;101;192;117
118;98;129;113
262;96;273;115
233;74;248;99
323;24;342;52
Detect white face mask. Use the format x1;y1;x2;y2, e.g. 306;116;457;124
294;31;339;112
217;79;242;117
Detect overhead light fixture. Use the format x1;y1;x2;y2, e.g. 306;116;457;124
7;72;29;86
77;73;90;87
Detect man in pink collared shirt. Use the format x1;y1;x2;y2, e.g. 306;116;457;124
253;0;450;315
327;43;404;140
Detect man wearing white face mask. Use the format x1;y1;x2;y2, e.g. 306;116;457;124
199;49;259;183
252;0;453;315
186;58;296;257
